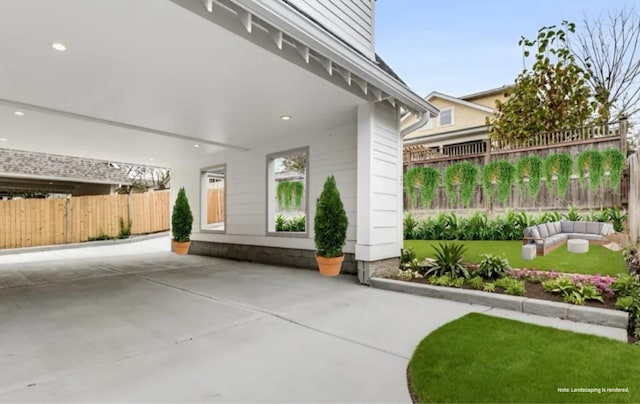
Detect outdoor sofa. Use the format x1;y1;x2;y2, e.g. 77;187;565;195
523;221;615;256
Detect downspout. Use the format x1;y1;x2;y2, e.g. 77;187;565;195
400;112;434;137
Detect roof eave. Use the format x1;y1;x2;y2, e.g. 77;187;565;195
230;0;438;116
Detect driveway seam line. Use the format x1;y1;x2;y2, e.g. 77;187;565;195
128;271;411;360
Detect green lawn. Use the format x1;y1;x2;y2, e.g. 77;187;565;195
409;313;639;403
404;240;626;276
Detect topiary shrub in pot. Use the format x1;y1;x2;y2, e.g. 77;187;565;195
314;175;348;276
171;187;194;255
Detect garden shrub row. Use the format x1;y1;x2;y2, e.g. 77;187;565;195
404;207;626;241
398;244;640;341
275;214;305;232
405;148;626;208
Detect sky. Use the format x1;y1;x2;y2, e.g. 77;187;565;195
374;0;634;98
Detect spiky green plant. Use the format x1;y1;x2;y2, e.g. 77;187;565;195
424;242;469;279
404;212;419;240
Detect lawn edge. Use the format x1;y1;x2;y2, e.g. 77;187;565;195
405;364;419;404
370;277;629;329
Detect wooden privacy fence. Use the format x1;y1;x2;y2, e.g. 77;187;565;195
406;175;629;213
207;188;224;224
0;191;170;249
629;152;640;244
404;120;627;165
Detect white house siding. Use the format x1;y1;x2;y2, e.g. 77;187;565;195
285;0;374;59
356;102;403;263
172;120;358;252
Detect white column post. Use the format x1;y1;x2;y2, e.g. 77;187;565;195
356;102;403;283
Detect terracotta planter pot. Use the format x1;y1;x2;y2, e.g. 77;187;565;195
316;254;344;277
173;240;191;255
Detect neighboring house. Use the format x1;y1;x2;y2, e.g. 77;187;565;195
0;1;437;283
402;86;512;152
0;148;131;197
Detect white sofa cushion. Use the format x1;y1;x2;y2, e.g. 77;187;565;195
601;223;614;235
545;222;557;236
586;222;600;234
530;227;541;242
573;222;587;233
567;233;604;241
561;221;574;233
537;224;549;238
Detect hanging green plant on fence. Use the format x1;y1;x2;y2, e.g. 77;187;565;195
602;148;625;193
290;181;304;209
481;161;499;203
495;160;515;206
419;167;441;209
543;153;573;198
277;181;290;210
445;161;478;208
404;167;421;209
276;180;304;210
516;155;542;201
444;165;461;206
577;149;604;191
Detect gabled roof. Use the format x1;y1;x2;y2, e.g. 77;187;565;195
424;91;496;114
460;85;514;101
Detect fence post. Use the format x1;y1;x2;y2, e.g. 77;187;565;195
620;117;628;156
127;193;133;228
484;139;492;212
65;197;71;244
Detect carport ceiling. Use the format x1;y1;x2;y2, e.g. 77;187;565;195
0;0;362;167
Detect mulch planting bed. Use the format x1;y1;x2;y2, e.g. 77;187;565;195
409;277;618;310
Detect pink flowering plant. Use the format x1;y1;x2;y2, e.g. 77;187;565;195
508;268;615;296
508;268;561;283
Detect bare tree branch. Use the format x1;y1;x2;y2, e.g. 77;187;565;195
569;6;640;120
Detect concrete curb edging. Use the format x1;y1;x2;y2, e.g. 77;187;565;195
0;232;169;256
370;277;628;329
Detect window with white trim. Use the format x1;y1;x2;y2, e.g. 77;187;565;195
266;148;308;235
438;108;454;126
200;165;225;232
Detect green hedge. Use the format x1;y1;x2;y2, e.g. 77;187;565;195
404;208;625;241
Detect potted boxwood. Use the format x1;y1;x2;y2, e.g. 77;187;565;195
314;175;348;276
171;187;193;255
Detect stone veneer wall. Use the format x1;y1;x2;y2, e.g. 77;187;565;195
0;148;130;184
188;240;357;275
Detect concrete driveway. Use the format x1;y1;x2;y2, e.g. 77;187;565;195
0;238;625;402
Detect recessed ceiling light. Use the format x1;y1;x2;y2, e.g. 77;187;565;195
51;42;67;51
14;111;24;116
149;158;155;162
280;115;291;121
193;144;200;148
0;138;7;142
